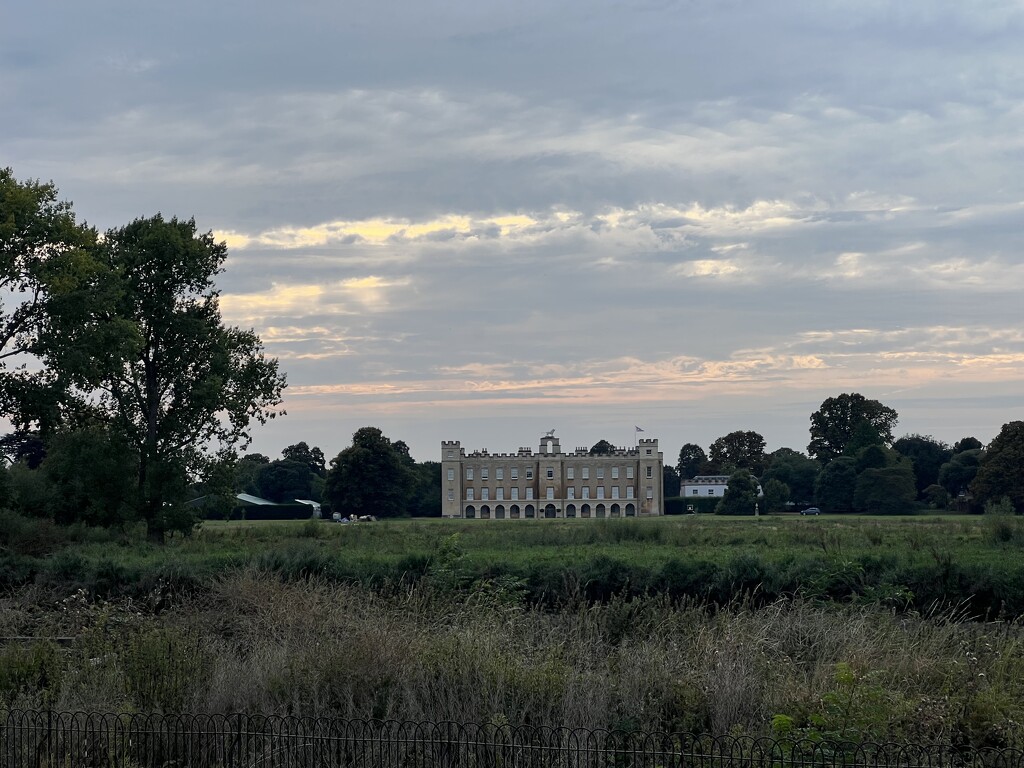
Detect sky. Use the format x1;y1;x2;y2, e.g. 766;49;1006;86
4;1;1024;464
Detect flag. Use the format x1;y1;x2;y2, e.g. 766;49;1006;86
635;426;644;432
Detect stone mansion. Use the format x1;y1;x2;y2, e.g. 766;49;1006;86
441;433;664;519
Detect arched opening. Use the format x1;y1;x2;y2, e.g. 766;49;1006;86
596;503;606;518
480;505;491;519
625;503;636;517
495;505;505;519
510;504;520;519
581;504;591;518
465;505;476;519
565;504;576;518
611;503;621;517
544;504;557;518
525;504;536;519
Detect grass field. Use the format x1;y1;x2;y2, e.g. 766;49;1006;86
5;511;1024;616
4;512;1024;744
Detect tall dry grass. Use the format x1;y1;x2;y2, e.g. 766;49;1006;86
5;571;1022;747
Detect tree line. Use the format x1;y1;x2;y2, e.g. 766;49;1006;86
673;392;1024;516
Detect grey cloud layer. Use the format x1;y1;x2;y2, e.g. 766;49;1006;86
4;0;1024;459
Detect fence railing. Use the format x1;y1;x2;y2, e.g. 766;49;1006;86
2;710;1023;768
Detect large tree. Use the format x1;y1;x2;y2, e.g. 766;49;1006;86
589;439;616;456
853;464;917;515
256;459;314;503
676;443;708;479
971;421;1024;513
325;427;413;518
808;393;898;463
281;441;326;477
939;448;983;498
715;469;760;515
37;215;285;539
709;430;766;477
893;434;953;498
814;457;857;513
761;448;819;505
0;168;96;434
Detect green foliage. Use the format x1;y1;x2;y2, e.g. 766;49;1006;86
281;441;326;477
709;431;766;476
762;448;819;505
0;168;96;429
853;464;917;515
815;458;857;512
7;461;51;518
662;464;680;500
893;434;953;498
763;478;790;513
954;436;984;453
939;448;983;498
588;439;616;456
407;461;442;517
40;426;138;527
972;421;1024;513
256;459;314;502
34;214;286;540
716;469;760;515
808;393;898;463
325;427;414;518
923;484;950;509
775;662;907;743
0;642;61;707
854;444;891;473
677;442;707;479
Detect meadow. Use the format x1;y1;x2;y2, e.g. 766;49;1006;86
3;513;1024;747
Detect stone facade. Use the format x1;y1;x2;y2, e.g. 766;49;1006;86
441;433;664;519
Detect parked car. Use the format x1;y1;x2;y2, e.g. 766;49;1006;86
800;507;821;515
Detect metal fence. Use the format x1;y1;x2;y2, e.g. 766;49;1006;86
2;710;1023;768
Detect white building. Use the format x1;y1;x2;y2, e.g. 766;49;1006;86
680;475;763;498
441;433;664;519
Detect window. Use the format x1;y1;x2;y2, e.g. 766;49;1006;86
511;488;519;500
627;467;634;479
707;489;714;495
582;487;590;499
447;489;454;501
511;468;519;480
446;450;454;459
597;467;604;479
567;467;575;480
447;469;455;481
466;468;474;481
526;488;534;500
567;487;575;499
546;467;554;479
582;467;590;480
466;488;474;501
646;449;652;455
612;467;619;479
597;486;606;499
647;486;654;499
481;488;489;500
692;489;699;495
496;468;503;480
612;486;620;499
497;488;505;500
481;468;489;480
526;469;534;480
627;487;634;499
546;487;554;500
646;466;653;479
